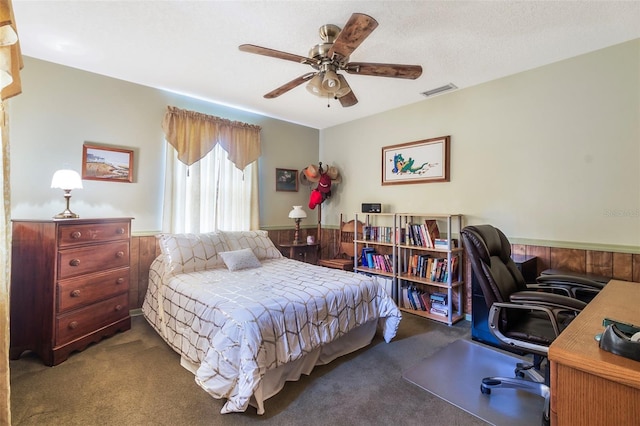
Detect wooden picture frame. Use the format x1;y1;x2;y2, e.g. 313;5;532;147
82;143;134;183
382;136;450;185
275;168;298;192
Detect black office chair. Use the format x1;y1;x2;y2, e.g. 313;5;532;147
461;225;600;426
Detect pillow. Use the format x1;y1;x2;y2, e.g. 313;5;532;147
158;231;230;274
219;248;262;271
221;230;283;260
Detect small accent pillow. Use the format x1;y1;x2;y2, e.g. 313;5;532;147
221;230;283;260
158;231;230;274
219;248;262;271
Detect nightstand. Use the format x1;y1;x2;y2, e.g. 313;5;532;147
279;242;319;264
511;254;538;282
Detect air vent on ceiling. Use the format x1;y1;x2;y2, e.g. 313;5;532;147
421;83;458;98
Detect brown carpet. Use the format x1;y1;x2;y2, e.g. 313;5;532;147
10;314;487;426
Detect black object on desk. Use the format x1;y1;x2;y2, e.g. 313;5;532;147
471;254;537;350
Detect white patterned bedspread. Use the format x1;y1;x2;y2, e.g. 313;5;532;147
142;256;401;414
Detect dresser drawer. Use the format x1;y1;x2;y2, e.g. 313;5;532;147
58;241;129;279
55;293;129;346
58;221;130;247
57;268;129;313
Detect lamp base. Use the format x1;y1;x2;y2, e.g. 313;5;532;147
54;191;79;219
54;209;79;219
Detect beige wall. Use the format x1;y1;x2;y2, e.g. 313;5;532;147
320;40;640;250
9;40;640;250
9;58;319;232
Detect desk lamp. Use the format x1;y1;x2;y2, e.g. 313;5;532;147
288;205;307;244
51;169;83;218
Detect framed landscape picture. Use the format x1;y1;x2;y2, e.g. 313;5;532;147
275;168;298;192
382;135;450;185
82;143;134;183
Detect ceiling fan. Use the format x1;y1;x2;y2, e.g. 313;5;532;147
239;13;423;107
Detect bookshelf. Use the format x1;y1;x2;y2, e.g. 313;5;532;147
396;213;464;325
353;213;464;326
353;213;397;299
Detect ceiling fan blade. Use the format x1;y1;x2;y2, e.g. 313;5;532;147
339;90;358;107
264;73;315;99
344;62;423;79
239;44;317;66
328;13;378;60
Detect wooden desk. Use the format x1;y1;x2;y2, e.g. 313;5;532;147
279;242;319;264
548;280;640;425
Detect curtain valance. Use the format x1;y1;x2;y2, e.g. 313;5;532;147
161;106;261;170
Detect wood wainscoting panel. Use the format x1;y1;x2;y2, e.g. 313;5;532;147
129;237;140;310
612;252;633;281
524;245;550;276
550;248;586;274
633;254;640;282
137;236;160;308
586;250;613;277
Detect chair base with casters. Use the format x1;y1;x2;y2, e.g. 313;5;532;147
481;373;550;426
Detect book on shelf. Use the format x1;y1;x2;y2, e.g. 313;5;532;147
434;238;458;249
430;292;448;304
402;286;411;309
361;247;375;267
424;219;440;248
406;287;418;310
363;226;394;243
402;286;432;311
430;306;449;317
419;292;431;311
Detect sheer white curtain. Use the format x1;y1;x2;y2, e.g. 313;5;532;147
160;106;261;233
162;143;259;233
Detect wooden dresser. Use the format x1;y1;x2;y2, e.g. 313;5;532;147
10;218;133;366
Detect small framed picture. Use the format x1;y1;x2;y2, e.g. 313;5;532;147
82;143;134;183
275;168;298;192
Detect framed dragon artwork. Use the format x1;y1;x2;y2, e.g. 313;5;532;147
381;135;450;185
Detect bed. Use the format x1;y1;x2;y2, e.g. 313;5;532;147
141;230;402;414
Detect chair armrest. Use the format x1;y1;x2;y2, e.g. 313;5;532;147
530;274;604;302
536;274;605;290
488;301;558;355
510;290;587;312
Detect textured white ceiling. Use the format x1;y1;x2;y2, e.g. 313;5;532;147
12;1;640;129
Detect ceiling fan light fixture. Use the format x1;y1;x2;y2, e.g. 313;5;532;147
306;73;329;97
321;69;340;91
334;74;351;98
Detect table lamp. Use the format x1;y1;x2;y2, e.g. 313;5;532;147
51;169;83;218
288;205;307;244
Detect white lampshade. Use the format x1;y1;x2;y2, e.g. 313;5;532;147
51;169;83;190
288;205;307;219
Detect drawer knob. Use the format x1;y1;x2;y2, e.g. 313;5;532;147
70;290;81;297
116;277;125;284
115;251;124;258
68;321;78;330
71;231;82;239
116;228;125;235
115;304;123;311
69;258;81;267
